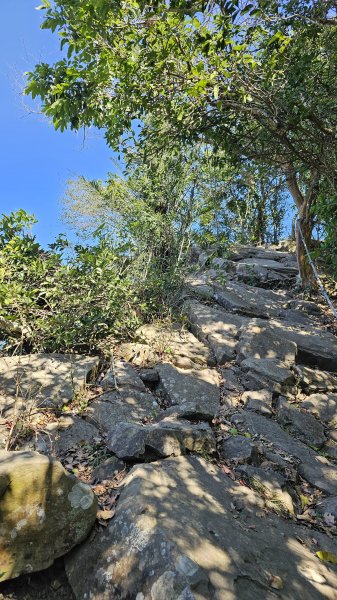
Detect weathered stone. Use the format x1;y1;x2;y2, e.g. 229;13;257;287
241;358;296;396
183;300;248;363
85;390;161;432
117;342;158;366
156;363;220;419
0;354;100;414
242;389;273;416
66;455;337;600
316;496;337;527
162;401;216;422
136;323;214;368
251;318;337;372
296;366;337;393
92;457;125;481
237;325;297;365
139;368;160;383
289;299;322;315
232;410;337;495
276;397;326;448
220;435;256;463
301;393;337;424
101;360;146;392
236;464;294;514
236;257;298;275
27;415;100;456
107;420;215;460
0;450;97;582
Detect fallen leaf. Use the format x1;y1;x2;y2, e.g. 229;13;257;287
269;575;284;590
97;509;115;521
316;550;337;564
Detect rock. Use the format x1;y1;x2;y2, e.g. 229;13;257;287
301;393;337;424
92;457;125;481
236;257;298;275
241;358;296;396
251;318;337;372
136;323;214;368
323;439;337;460
236;464;294;514
101;360;146;392
276;397;326;448
107;420;215;460
289;299;322;316
296;366;337;393
183;300;248;363
316;496;337;527
117;342;158;366
242;389;273;416
66;455;337;599
0;354;100;414
139;368;160;383
27;415;100;456
85;390;161;432
237;325;297;366
231;410;337;495
0;450;97;582
220;435;256;463
156;363;220;419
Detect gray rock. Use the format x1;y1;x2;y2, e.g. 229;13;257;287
316;496;337;527
183;299;248;363
27;415;100;456
236;257;298;275
231;410;337;495
289;299;322;315
92;456;125;481
107;420;215;460
301;393;337;424
236;464;294;514
101;360;146;392
156;363;220;419
242;389;273;416
117;342;158;366
0;450;97;582
0;354;100;414
296;366;337;393
276;397;326;448
139;368;160;383
85;390;161;432
220;435;256;463
237;326;297;366
66;455;337;599
241;358;296;396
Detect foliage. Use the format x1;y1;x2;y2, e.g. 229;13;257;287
0;211;153;354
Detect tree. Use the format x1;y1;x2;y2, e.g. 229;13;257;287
26;0;337;283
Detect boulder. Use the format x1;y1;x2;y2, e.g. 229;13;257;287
236;464;294;514
107;420;215;460
0;354;100;414
66;455;337;599
220;435;256;463
139;368;160;383
27;415;100;456
85;390;161;432
156;363;220;419
237;326;297;366
296;366;337;393
0;450;97;582
276;397;326;448
92;456;125;481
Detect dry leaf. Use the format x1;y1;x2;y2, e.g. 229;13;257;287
269;575;284;590
97;509;115;521
316;550;337;564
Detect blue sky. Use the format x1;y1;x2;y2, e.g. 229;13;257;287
0;1;118;247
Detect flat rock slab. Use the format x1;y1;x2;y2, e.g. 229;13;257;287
0;450;97;582
252;318;337;372
107;420;215;460
237;325;297;365
301;393;337;424
85;390;161;432
101;360;146;392
242;389;273;416
66;455;337;600
276;398;326;448
136;323;214;368
232;410;337;495
241;358;296;396
0;354;100;414
157;363;220;419
183;300;248;363
236;257;298;273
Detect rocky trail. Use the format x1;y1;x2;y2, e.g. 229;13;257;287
1;243;337;599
